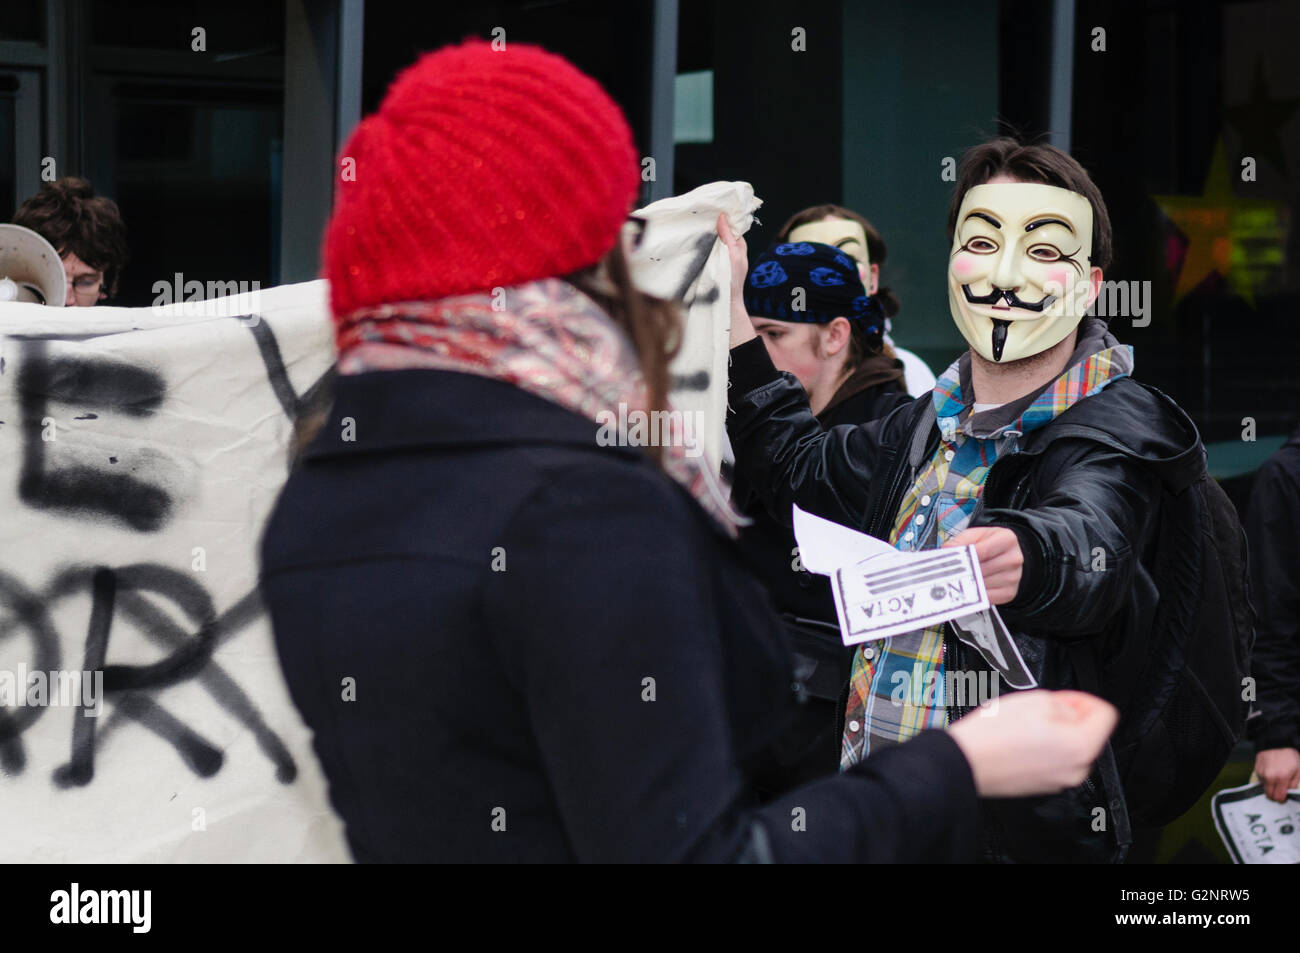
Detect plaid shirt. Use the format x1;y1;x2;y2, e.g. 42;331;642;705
840;340;1134;767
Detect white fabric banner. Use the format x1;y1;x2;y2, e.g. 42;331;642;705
0;281;349;862
0;182;757;862
630;181;761;470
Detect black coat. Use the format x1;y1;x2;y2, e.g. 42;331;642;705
731;365;912;790
1245;425;1300;752
726;331;1204;863
733;371;911;625
259;367;978;863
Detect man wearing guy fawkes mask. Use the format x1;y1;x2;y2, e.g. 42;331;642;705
720;138;1207;863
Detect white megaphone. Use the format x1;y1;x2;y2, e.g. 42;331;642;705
0;223;66;307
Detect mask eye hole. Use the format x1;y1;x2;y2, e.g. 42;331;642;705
1027;244;1062;262
963;237;998;254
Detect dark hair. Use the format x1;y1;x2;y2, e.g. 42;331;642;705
567;239;682;464
946;137;1113;271
13;177;129;297
842;320;885;371
776;203;901;318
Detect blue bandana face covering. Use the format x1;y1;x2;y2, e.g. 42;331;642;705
744;240;884;342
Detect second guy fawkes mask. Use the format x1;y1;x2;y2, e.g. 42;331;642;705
788;219;870;273
948;182;1097;363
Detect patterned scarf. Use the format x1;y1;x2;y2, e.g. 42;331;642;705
841;341;1135;767
335;277;745;536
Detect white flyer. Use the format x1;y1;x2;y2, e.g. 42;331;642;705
792;500;897;571
1212;783;1300;864
833;546;989;642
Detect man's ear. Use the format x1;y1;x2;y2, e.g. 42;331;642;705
822;317;853;357
1083;266;1103;311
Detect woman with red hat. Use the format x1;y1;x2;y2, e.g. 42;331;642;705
259;39;1117;863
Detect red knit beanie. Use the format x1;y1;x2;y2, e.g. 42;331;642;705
323;40;640;320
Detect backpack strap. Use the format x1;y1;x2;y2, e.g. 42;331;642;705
907;398;938;469
1067;639;1133;863
858;397;936;536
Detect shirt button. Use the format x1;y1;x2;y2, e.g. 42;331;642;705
944;449;955;462
848;720;861;733
863;646;874;660
921;495;931;506
915;515;925;526
904;531;914;541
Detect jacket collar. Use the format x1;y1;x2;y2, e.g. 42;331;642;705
934;317;1130;438
913;319;1203;490
303;367;643;461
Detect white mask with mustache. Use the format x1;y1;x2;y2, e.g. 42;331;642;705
948;182;1097;363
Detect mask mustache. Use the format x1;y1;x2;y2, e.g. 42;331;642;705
991;318;1010;361
962;285;1056;312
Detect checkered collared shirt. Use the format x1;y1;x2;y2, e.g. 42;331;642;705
841;341;1134;767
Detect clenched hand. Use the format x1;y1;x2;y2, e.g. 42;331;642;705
944;525;1024;605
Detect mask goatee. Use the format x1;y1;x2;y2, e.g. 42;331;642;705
990;319;1011;362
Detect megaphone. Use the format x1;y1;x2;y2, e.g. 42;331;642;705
0;223;66;307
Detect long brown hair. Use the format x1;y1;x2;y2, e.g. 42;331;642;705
843;319;895;370
566;239;683;462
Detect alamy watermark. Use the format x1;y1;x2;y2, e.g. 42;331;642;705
1043;278;1153;327
152;272;262;322
890;663;1001;710
50;883;151;933
596;403;705;458
0;665;103;716
1088;279;1152;327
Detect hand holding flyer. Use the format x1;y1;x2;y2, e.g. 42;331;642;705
1213;783;1300;864
793;504;1038;689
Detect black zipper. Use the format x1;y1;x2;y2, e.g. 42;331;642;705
946;457;1031;728
866;450;913;539
979;454;1034;513
875;436;942;537
945;634;968;725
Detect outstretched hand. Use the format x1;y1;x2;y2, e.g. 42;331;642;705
948;689;1118;797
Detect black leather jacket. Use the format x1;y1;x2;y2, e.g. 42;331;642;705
726;330;1205;862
